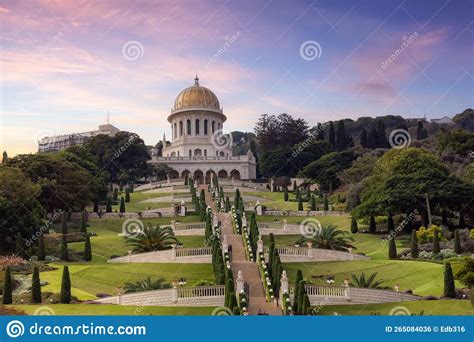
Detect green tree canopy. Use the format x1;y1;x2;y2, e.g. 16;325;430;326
0;166;43;253
353;148;474;217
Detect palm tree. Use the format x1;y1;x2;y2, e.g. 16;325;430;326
124;226;178;252
350;272;386;289
123;277;171;293
297;225;355;252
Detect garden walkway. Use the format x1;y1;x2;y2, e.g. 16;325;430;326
201;185;281;315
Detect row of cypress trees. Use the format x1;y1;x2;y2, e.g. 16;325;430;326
2;265;71;304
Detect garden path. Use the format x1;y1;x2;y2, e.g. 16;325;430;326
201;185;281;315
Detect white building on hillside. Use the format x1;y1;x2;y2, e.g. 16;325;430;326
38;123;120;152
150;76;256;183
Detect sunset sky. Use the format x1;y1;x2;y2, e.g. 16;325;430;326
1;0;473;155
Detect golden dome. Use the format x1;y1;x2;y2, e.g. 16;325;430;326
172;75;221;113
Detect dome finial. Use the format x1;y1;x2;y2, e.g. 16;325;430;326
194;73;199;86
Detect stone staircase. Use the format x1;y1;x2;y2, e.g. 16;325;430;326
202;186;281;316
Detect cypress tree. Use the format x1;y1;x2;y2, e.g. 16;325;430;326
38;234;46;261
316;122;325;140
60;266;71;304
453;230;462;254
293;180;297;193
432;230;440;254
293;270;303;312
15;232;24;258
298;197;303;211
93;198;99;213
323;195;329;211
328;121;335;147
369;215;376;233
113;188;118;201
80;211;87;233
2;266;12;304
225;196;230;212
296;280;305;315
60;233;69;261
125;188;130;203
387;212;394;232
61;214;68;234
458;211;465;229
441;208;448;226
84;235;92;261
443;262;455;298
229;292;238;311
302;294;311;315
351;217;358;234
388;237;397;259
295;187;300;200
360;129;368;148
119;197;126;213
119;181;123;192
284;187;289;201
31;266;42;303
410;230;419;258
130;182;134;193
106;197;112;212
310;195;316;211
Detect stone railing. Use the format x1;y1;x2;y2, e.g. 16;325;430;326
175;247;212;257
94;285;225;307
108;247;212;264
264;245;368;262
286;284;421;305
168;222;206;230
264;210;346;217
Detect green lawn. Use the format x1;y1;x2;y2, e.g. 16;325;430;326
245;191;327;210
317;300;474;316
11;304;216;316
40;263;214;300
283;260;462;297
41;216;211;301
65;217;205;263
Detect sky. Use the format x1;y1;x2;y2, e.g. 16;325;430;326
0;0;473;155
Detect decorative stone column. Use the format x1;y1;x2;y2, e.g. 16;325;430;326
283;219;287;231
167;174;170;184
127;250;133;262
307;241;313;258
257;236;264;254
171;245;176;260
180;200;186;217
172;286;178;303
222;235;229;254
280;270;289;294
236;270;244;295
270;178;274;192
242;213;247;227
256;201;262;216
